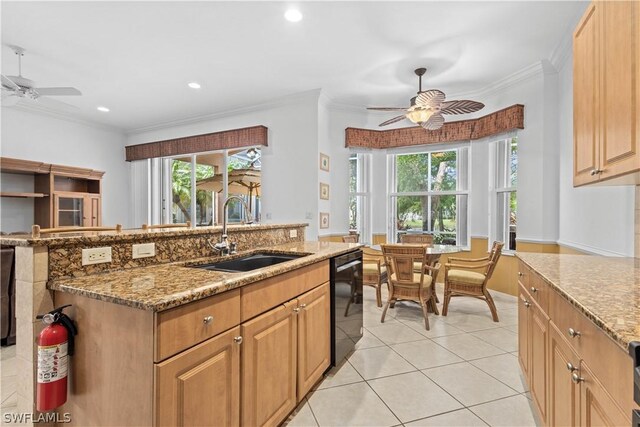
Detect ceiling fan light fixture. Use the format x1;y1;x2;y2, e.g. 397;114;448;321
188;82;201;89
97;106;110;112
406;107;433;124
284;9;303;22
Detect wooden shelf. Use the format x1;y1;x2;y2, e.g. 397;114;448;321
0;192;48;198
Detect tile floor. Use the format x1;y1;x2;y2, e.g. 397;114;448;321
285;284;539;427
0;284;537;427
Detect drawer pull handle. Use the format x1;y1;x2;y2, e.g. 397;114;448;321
567;328;581;338
203;315;213;325
530;287;538;293
566;362;578;372
299;304;307;309
234;336;243;344
518;272;523;277
293;308;300;313
524;300;531;308
571;373;584;384
590;169;603;176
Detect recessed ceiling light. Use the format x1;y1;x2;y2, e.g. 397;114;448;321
284;9;303;23
97;106;110;112
188;82;201;89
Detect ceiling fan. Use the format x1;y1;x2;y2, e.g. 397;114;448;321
1;45;81;109
367;68;485;130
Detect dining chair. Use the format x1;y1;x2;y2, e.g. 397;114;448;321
400;233;434;245
31;224;122;238
342;235;358;243
362;246;387;307
381;244;440;330
442;241;504;322
142;221;191;230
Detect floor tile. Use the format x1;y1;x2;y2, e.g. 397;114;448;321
0;357;16;378
1;392;16;408
497;308;519;325
504;324;519;333
423;362;518;406
316;361;363;390
470;353;528;393
354;329;386;350
431;334;505;360
368;372;463;423
405;409;488;426
1;346;16;361
470;394;537;426
367;323;426;345
308;382;400;427
472;327;518;352
402;317;465;339
1;376;16;403
390;340;463;369
439;312;503;332
284;399;318;427
349;346;416;380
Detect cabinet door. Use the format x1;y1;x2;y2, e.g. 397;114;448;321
297;282;331;400
549;322;580;427
573;3;600;186
599;0;639;181
579;361;628;427
241;300;298;427
530;301;549;424
155;326;240;427
85;196;101;227
517;286;531;379
54;195;85;227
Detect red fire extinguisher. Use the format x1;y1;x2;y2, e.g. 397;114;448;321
36;305;77;412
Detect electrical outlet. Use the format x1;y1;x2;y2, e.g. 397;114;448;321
132;243;155;259
305;212;313;220
289;229;298;238
82;247;112;266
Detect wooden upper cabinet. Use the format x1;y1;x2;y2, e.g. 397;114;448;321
573;3;599;186
155;327;241;427
296;282;331;400
573;1;640;186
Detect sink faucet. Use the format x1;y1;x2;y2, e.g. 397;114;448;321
209;195;254;256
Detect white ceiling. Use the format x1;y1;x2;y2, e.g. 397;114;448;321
2;1;586;131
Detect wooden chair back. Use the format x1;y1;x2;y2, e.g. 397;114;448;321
400;234;433;245
485;241;504;279
142;221;191;230
32;224;122;238
381;244;428;289
342;235;358;243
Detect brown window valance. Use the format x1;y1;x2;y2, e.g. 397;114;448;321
125;125;268;161
345;104;524;149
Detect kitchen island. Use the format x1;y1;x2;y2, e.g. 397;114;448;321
516;253;640;426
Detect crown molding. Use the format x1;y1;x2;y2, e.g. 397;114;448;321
127;89;322;135
4;102;122;133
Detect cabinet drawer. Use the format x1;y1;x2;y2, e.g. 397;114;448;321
517;260;530;288
155;289;240;362
528;272;548;313
549;288;636;417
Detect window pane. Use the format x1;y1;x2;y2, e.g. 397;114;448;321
510;138;518;187
395;195;428;242
194;154;219;226
396;153;429;192
509;191;517;250
431;195;457;244
170;158;192;224
496;191;517;250
430;151;457;191
227;147;261;223
349;156;357;193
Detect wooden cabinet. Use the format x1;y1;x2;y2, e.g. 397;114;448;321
297;282;331;400
549;323;580;427
517;260;637;426
241;300;298;427
573;1;640;186
155;327;241;427
53;193;101;227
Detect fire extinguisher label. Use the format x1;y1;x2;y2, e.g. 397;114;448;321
37;342;68;384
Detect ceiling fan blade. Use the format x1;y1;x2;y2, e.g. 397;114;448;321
30;96;79;112
379;115;407;127
420;113;445;131
440;100;485;115
1;92;20;107
35;87;82;96
415;89;445;108
1;75;20;91
367;107;408;111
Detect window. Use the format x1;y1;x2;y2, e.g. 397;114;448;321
160;147;262;226
389;147;469;245
348;153;371;243
494;137;517;250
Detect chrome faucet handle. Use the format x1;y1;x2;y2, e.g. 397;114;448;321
229;242;237;254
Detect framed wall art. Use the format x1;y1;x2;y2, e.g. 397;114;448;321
319;212;330;229
319;153;330;172
319;183;330;200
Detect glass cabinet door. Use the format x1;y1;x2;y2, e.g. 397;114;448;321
57;196;84;226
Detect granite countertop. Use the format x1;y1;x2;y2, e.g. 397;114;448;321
48;241;360;311
516;252;640;351
0;222;308;247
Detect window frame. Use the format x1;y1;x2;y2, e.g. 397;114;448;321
490;136;518;252
348;152;372;244
387;144;470;247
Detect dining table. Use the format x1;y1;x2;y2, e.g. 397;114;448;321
369;243;462;314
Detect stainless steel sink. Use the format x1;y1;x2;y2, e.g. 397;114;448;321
191;252;306;272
